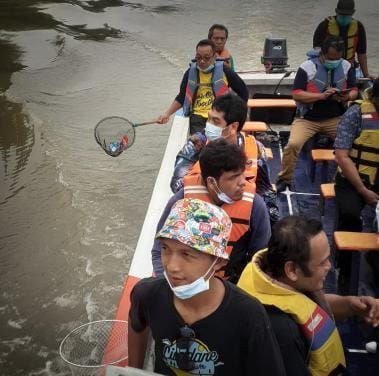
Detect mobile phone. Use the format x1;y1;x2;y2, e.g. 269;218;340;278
332;89;351;97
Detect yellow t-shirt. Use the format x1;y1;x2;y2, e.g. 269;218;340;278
192;71;228;118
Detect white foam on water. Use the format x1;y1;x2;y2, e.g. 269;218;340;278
7;318;27;329
84;292;98;322
54;293;79;308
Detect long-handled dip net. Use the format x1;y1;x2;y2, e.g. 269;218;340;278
94;116;157;157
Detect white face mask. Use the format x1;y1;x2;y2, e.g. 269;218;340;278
164;259;218;300
205;122;223;141
212;178;234;204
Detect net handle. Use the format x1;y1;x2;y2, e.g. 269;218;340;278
132;120;158;128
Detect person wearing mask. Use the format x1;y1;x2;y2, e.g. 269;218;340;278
208;24;235;70
129;198;286;375
276;36;358;192
152;139;272;283
313;0;371;78
157;39;248;134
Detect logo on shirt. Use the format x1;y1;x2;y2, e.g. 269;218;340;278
162;337;223;375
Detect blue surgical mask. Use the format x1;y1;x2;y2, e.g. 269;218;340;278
164;259;217;300
212;179;235;204
336;15;352;27
197;64;214;73
205;122;223;141
324;59;342;70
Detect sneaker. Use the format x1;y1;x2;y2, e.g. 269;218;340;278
276;179;290;193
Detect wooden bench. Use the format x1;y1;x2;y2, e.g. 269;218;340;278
334;231;379;295
319;183;335;216
310;149;335;182
242;121;268;133
247;98;296;109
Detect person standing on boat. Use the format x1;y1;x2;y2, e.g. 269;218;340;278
313;0;371;79
129;198;286;375
238;215;379;376
275;36;358;192
334;77;379;293
208;24;235;71
157;39;248;135
170;93;279;226
152;139;272;283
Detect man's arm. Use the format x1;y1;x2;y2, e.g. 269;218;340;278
356;22;370;78
157;70;189;124
335;149;379;204
358;53;369;78
128;325;150;368
151;190;183;275
313;20;327;49
326;294;379;326
224;67;249;101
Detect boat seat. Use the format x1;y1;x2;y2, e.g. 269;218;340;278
334;231;379;295
319;183;335;216
310;149;335;182
242;121;268;133
247;98;296;108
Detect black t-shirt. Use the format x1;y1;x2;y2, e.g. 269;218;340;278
265;305;310;376
313;18;367;56
129;277;286;376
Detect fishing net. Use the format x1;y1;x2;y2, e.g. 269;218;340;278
94;117;135;157
59;320;128;376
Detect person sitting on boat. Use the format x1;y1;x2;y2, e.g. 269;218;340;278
313;0;372;79
334;77;379;294
156;39;248;135
238;215;379;376
275;35;358;192
170;92;279;226
152;139;271;283
129;198;286;376
208;24;235;71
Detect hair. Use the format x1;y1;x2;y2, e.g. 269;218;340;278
211;93;248;131
264;216;323;279
196;39;216;52
321;35;344;55
199;138;246;182
208;24;229;39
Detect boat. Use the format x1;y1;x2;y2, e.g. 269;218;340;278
107;71;378;375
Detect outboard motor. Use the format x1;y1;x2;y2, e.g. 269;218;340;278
261;38;289;73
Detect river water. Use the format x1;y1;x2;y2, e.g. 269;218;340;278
0;0;378;374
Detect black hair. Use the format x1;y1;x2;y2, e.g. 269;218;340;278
264;216;323;278
208;24;229;39
196;39;216;52
199;139;246;182
211;93;248;131
321;36;344;55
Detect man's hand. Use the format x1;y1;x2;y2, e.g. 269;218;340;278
321;87;339;100
349;296;379;327
157;113;170;124
358;187;379;205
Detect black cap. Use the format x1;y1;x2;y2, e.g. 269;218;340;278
335;0;355;15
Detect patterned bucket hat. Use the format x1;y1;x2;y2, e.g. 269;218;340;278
156;198;232;259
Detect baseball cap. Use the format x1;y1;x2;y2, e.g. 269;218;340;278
156;198;232;259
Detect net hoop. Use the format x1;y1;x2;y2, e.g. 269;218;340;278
59;319;129;369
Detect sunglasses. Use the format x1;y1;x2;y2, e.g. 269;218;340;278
175;325;196;371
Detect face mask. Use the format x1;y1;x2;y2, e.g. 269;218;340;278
336;15;352;27
197;64;214;73
324;59;342;70
212;179;235;204
205;122;223;141
164;259;217;300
